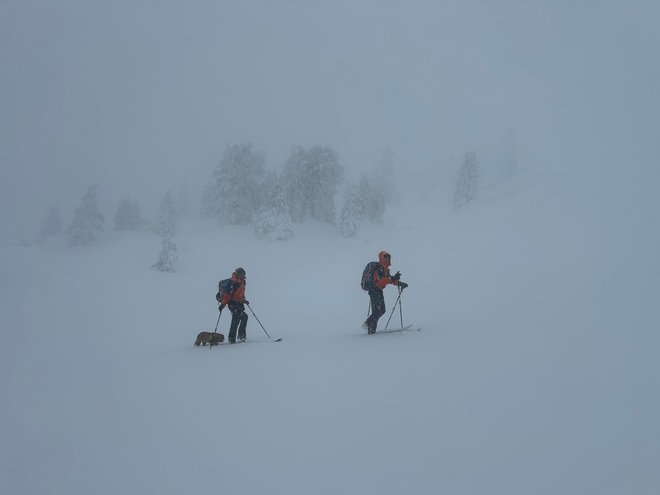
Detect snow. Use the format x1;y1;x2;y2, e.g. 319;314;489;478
2;0;659;491
2;174;658;495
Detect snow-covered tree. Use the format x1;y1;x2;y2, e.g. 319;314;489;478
67;185;105;247
151;191;179;272
359;174;386;224
281;146;307;223
154;191;177;238
151;236;178;273
372;146;399;206
339;182;363;238
453;151;480;210
254;171;293;241
201;143;265;225
282;145;344;224
113;198;144;232
39;205;63;239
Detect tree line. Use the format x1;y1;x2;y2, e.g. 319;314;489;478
34;143;405;272
200;143;399;241
35;145;488;263
32;127;524;259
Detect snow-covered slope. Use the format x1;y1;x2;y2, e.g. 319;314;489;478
1;175;658;495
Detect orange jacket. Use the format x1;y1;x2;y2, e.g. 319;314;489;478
373;251;400;289
219;272;246;305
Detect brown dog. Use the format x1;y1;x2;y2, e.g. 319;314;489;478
194;331;225;347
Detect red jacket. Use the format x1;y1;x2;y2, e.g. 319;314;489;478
219;272;246;305
373;251;400;289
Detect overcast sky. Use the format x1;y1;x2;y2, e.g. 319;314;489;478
1;0;659;242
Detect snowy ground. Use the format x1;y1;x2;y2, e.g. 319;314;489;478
1;175;659;495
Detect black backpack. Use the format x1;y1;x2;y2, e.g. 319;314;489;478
361;262;381;291
216;278;234;302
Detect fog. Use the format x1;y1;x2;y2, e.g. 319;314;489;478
2;3;660;493
2;0;659;243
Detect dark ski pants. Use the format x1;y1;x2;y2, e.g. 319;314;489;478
228;303;248;342
365;288;386;332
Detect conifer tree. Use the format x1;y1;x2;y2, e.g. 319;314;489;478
281;146;308;223
201;143;265;225
151;236;178;273
39;205;63;240
373;146;399;206
154;191;177;238
254;171;293;241
67;185;105;247
453;151;480;210
282;145;344;224
360;174;386;224
339;182;363;238
113;198;144;232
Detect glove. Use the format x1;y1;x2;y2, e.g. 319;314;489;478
242;299;250;305
392;271;401;282
398;282;408;289
218;303;226;312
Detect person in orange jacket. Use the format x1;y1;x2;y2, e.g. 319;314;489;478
362;251;408;334
217;267;249;343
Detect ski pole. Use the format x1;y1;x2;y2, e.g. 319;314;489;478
208;309;222;349
383;289;404;331
245;303;271;339
398;285;404;329
214;310;222;333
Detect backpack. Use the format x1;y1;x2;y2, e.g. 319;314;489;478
361;261;381;291
216;278;234;302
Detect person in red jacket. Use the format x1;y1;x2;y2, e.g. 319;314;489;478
217;267;249;343
363;251;408;334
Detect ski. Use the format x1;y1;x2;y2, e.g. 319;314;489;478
380;324;413;333
377;325;421;334
208;337;282;348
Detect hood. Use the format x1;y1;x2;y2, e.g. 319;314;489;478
378;251;391;267
232;266;246;282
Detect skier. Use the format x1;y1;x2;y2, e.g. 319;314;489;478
217;267;249;344
362;251;408;334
